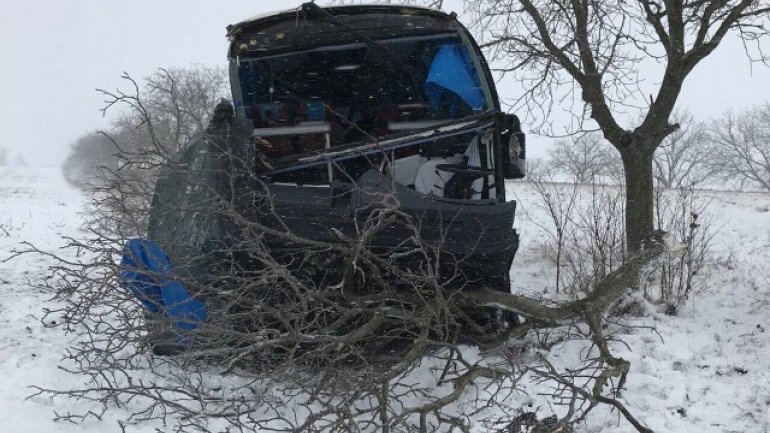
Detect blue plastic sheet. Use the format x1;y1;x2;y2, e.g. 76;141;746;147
120;239;207;332
425;44;487;114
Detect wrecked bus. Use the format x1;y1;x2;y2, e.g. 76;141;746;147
137;3;526;345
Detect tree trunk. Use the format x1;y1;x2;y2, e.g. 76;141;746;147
621;147;656;253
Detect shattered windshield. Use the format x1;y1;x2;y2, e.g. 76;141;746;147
234;34;492;150
227;9;499;194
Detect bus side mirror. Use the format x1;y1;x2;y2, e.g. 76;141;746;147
501;114;526;179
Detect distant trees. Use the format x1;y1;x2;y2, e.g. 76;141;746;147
706;104;770;192
653;111;714;189
541;108;770;192
0;148;27;168
548;133;620;183
62;131;120;188
62;65;228;189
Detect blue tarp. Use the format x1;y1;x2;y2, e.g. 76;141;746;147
120;239;207;333
425;44;487;114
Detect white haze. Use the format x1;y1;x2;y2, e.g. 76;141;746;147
0;0;768;166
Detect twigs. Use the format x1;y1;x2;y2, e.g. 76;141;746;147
27;64;677;433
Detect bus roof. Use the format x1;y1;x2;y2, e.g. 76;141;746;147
226;3;456;40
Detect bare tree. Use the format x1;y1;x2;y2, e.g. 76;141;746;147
0;146;7;166
140;65;229;153
549;133;621;184
461;0;770;252
652;187;715;312
653;111;714;189
527;173;581;293
528;175;710;308
562;184;627;293
101;65;229;158
61;65;229;192
707;103;770;191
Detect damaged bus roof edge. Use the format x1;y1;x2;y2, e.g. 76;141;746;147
227;3;456;38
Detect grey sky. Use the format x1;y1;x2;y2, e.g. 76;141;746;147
1;0;768;166
0;0;291;166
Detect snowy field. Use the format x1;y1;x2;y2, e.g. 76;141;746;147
0;166;85;432
1;165;770;432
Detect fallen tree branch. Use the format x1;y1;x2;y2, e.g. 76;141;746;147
460;231;667;433
460;230;667;324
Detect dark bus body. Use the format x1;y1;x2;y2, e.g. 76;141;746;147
148;3;526;296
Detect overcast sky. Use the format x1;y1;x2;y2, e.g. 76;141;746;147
1;0;769;166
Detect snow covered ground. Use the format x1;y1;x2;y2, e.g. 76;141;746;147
0;167;160;432
0;166;87;432
510;184;770;432
1;166;770;432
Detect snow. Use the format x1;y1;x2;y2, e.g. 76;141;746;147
0;167;86;432
509;183;770;432
2;166;770;432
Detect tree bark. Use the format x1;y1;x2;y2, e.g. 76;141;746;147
461;230;666;322
621;145;656;253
